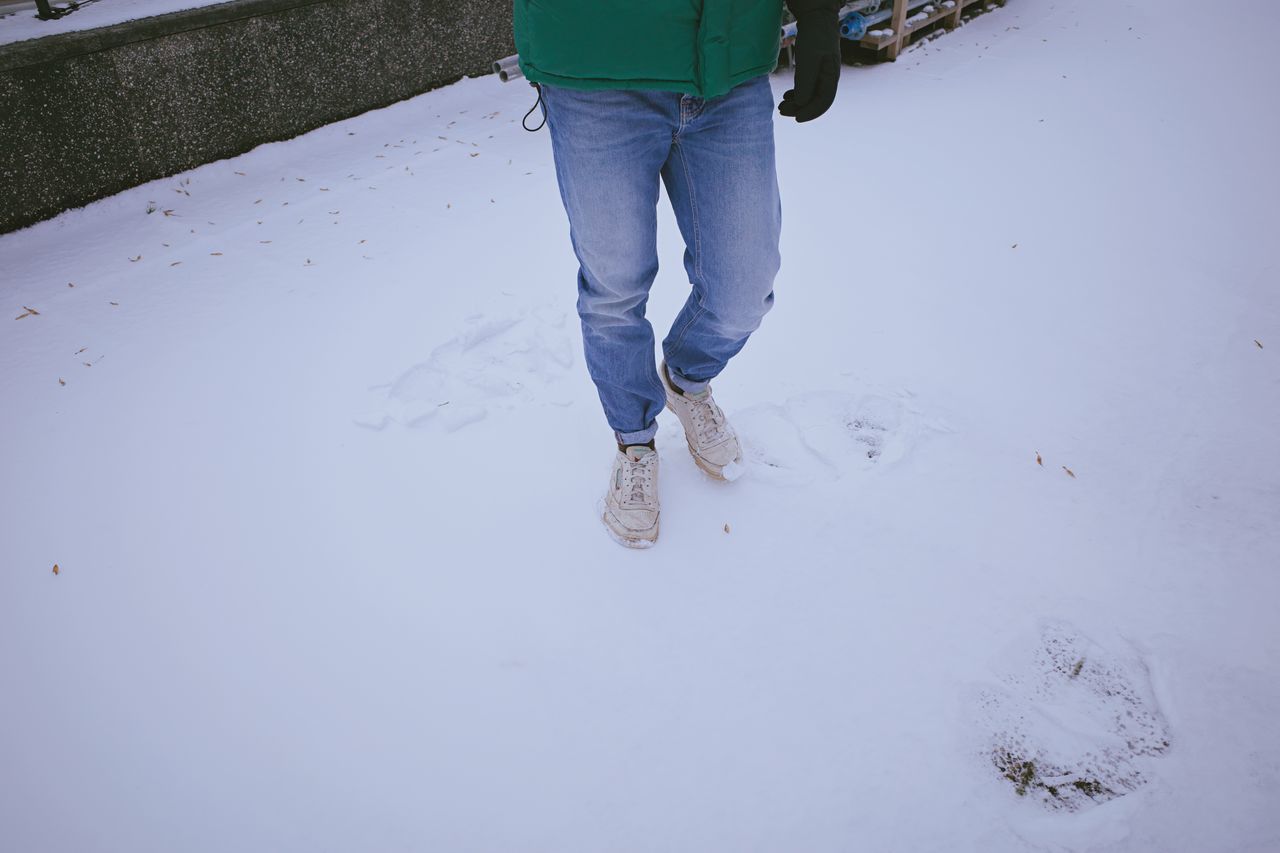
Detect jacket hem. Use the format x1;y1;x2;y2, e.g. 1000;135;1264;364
521;63;778;100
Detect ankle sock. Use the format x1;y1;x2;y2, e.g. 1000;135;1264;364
664;363;710;399
663;363;687;397
618;439;656;454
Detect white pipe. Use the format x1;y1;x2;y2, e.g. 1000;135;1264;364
493;54;523;83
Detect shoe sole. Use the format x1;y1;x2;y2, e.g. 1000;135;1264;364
597;498;659;549
602;513;659;549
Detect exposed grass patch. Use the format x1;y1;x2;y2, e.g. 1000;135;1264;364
993;750;1114;804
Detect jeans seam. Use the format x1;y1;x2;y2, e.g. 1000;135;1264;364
666;293;707;365
648;366;667;405
664;141;707;364
677;142;703;285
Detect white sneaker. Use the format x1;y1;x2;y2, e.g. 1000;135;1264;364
602;445;660;549
660;361;743;480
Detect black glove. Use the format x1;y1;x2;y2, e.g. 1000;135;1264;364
780;0;842;122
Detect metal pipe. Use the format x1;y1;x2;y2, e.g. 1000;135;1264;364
860;6;896;28
493;54;524;83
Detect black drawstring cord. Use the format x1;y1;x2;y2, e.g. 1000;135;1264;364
523;82;546;132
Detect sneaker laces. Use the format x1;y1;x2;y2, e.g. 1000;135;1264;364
686;392;729;445
620;450;657;505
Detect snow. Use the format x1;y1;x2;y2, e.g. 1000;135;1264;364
0;0;232;46
3;0;1279;850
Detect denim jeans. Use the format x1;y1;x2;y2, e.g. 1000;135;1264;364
541;75;782;445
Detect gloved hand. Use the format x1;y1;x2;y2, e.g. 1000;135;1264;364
780;0;842;122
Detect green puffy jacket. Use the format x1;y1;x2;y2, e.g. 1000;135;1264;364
513;1;790;99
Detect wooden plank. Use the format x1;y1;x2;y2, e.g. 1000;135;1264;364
904;4;957;37
858;31;899;50
861;5;953;51
887;0;909;60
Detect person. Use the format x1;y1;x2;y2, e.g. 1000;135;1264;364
513;0;842;548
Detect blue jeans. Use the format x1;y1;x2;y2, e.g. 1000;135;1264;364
541;75;782;445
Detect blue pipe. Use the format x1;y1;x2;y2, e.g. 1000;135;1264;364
840;12;868;40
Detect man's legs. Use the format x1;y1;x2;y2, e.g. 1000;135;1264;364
540;84;677;446
659;74;783;395
539;77;780;542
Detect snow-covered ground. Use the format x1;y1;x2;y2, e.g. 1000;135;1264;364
0;0;231;46
3;1;1278;850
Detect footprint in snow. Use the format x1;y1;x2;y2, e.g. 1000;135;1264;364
356;305;574;432
968;620;1171;812
731;390;943;485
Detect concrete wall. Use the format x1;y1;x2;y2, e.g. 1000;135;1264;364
0;0;514;234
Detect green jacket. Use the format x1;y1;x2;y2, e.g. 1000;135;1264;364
513;1;789;99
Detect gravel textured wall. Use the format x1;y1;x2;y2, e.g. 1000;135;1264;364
0;0;514;234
